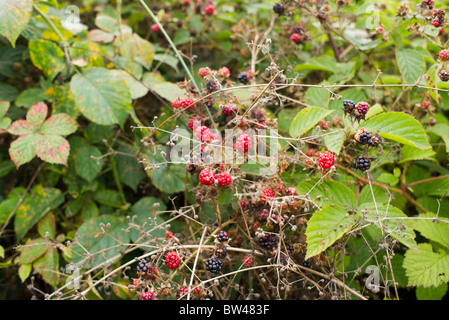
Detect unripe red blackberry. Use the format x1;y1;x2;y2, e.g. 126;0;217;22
195;125;212;142
223;103;238;116
260;188;275;202
199;168;216;185
219;66;230;77
257;208;269;221
352;156;371;172
239;199;247;209
171;98;181;109
198;67;210;77
165;251;181;269
177;286;189;299
151;24;160;32
433;18;441;27
188;116;201;131
356;101;370;115
141;291;154;300
242;255;254;268
180;97;194;109
291;33;301;44
217;172;232;187
217;230;229;242
235;133;252;153
287;187;297;196
439;49;449;61
318;151;334;169
205;3;215;15
273;2;285;15
205;257;223;274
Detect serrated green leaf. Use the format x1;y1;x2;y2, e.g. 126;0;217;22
15;88;49;108
403;243;449;288
40;113;78;136
75;145;103;183
14;185;64;242
33;247;59;287
289;107;334;137
18;238;49;264
323;130;345;155
18;263;32;283
360;203;417;248
115;144;144;192
363;112;431;150
416;283;448;300
396;48;426;83
70;67;132;126
0;0;33;47
400;145;436;163
142;72;187;102
0;82;18;101
94;189;123;208
305;205;360;259
29;40;66;81
430;123;449;152
150;166;186;194
409;213;449;249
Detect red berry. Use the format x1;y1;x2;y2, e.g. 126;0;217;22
188;116;201;131
223;103;238;115
290;33;301;44
261;188;275;202
171;98;181;109
318;151;334;169
217;172;232;187
439;49;449;61
165;231;173;238
242;255;254;268
356;101;370;115
219;66;230;77
433;19;440;27
198;67;210;77
165;251;181;269
151;24;160;32
205;4;215;15
239;200;247;208
235;133;252;153
178;286;189;298
210;132;221;142
199;168;216;185
141;291;153;300
180;97;194;109
132;279;139;286
184;0;190;5
287;187;297;196
305;148;315;156
195;126;212;142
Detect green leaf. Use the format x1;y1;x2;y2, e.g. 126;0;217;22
358;184;391;206
430;123;449;152
304;86;330;108
115;144;144;192
75;145;103;183
71;215;130;269
323;130;345;155
363;112;431;150
119;33;154;66
400;145;436;163
18;263;32;283
34;134;71;166
150;166;186;194
40;113;78;136
109;69;148;100
409;213;449;249
70;67;133;126
14;185;64;242
0;82;18;101
360;204;417;248
29;40;66;81
0;46;27;78
416;283;448;300
17;238;48;264
142;72;187;102
296;178;357;209
94;189;123;208
0;0;33;47
0;245;4;259
33;247;59;287
305;205;360;259
403;243;449;288
396;48;426;83
8;134;38;168
289;107;334;137
15;88;49;108
45;84;80;118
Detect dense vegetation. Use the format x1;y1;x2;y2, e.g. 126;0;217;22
0;0;448;300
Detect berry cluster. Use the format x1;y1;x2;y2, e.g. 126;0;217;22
343;100;371;122
352;156;371;172
205;257;223;274
165;251;181;269
354;127;383;148
258;233;277;251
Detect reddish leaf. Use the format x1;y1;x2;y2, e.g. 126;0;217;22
9;134;37;168
40;113;78;136
34;134;70;166
26;102;48;127
7;119;37;135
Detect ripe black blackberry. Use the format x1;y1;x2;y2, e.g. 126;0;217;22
206;80;218;93
353;156;371;172
205;257;223;274
343;99;356;115
238;72;249;84
439;70;449;82
286;243;294;254
217;230;229;242
258;233;277;250
137;259;148;274
273;3;285;15
359;131;373;145
292;26;303;34
301;260;311;268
